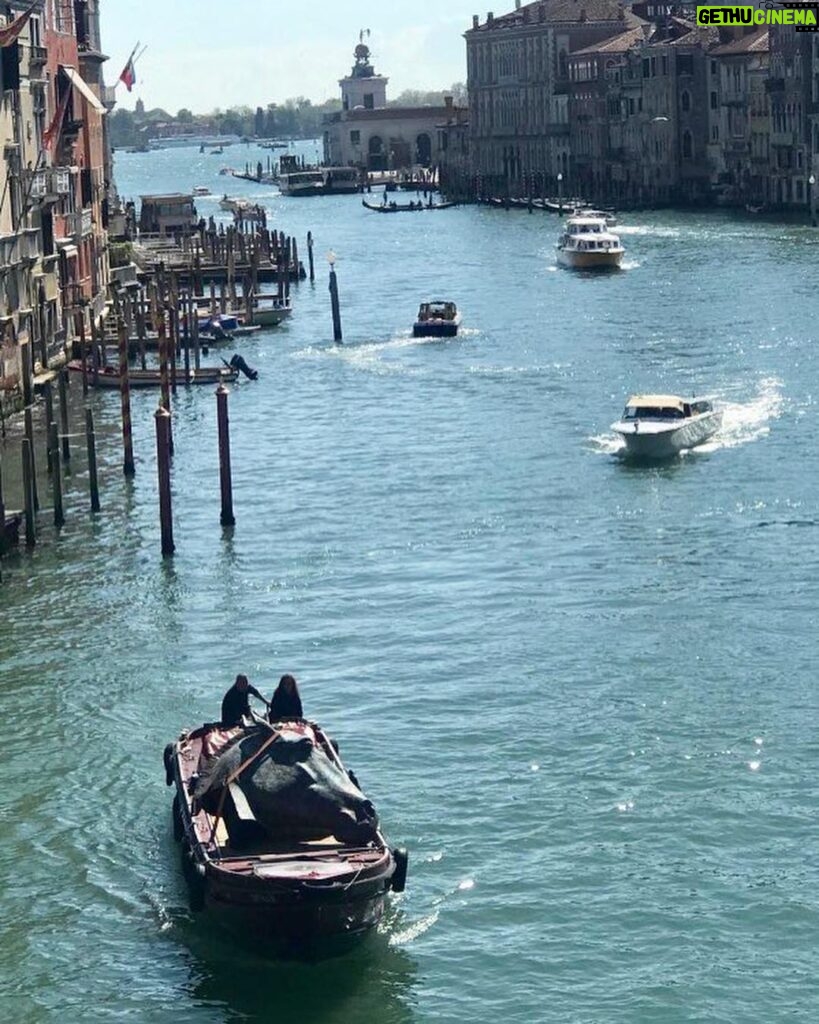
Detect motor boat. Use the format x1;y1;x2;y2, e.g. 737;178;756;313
556;215;624;269
193;185;211;197
412;300;460;337
611;394;722;459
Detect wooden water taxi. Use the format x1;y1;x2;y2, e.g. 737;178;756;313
164;718;407;953
611;394;722;459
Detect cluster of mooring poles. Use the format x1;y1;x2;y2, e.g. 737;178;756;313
0;216;353;566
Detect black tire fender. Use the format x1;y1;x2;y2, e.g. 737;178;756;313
163;744;175;787
391;847;408;893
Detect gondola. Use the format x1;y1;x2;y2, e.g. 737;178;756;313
164;716;407;954
361;199;457;213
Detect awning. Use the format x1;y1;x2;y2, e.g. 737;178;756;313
56;242;79;259
61;66;106;115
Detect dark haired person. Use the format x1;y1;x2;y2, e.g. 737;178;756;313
268;674;304;722
221;673;269;728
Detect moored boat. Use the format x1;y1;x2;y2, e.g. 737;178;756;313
412;300;460;337
246;295;292;326
556;215;624;269
611;394;722;459
67;360;239;388
164;716;407;952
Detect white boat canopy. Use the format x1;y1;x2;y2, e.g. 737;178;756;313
626;394;686;412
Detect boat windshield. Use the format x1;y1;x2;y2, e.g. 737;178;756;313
622;405;686;420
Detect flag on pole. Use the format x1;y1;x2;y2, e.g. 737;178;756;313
0;0;38;48
118;43;139;91
43;86;72;151
119;56;135;91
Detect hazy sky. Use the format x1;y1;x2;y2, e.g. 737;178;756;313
103;1;480;114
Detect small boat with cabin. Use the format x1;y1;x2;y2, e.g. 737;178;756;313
556;215;625;269
412;301;460;338
611;394;722;459
193;185;211;197
164;715;407;953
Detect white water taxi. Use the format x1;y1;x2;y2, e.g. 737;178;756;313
556;216;624;269
611;395;722;459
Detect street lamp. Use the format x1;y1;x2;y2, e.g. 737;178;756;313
557;170;564;216
809;173;816;227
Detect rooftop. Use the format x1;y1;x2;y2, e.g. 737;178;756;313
572;26;646;55
467;0;642;31
711;27;769;55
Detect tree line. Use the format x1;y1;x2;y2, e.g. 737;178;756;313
109;86;466;149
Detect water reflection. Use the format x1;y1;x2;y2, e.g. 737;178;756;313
175;920;418;1024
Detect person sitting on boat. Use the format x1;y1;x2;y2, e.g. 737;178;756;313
268;673;304;722
221;673;269;727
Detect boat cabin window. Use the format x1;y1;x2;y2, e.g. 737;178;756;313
690;400;712;415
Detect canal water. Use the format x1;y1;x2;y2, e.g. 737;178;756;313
1;142;818;1023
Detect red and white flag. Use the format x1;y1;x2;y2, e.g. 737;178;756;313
119;56;136;92
0;1;38;49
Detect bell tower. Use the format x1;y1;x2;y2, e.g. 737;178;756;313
339;35;388;111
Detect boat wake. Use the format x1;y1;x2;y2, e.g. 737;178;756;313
699;377;784;452
293;328;475;372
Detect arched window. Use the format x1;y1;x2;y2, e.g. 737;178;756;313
682;130;693;159
681;90;690;113
558;50;568;79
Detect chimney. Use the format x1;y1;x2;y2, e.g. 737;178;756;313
472;13;479;28
618;2;625;18
523;5;531;20
445;95;454;109
515;0;521;8
539;4;546;22
579;7;587;20
487;12;494;27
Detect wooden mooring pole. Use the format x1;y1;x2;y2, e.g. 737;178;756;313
24;407;38;512
44;381;54;474
49;422;64;528
58;368;70;462
21;438;34;547
328;255;343;344
0;451;6;554
216;383;235;527
307;231;315;283
86;408;100;512
155;406;175;556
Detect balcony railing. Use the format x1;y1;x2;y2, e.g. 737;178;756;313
0;229;41;266
67;208;93;238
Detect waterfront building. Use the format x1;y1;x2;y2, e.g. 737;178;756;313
709;29;770;206
0;0;113;415
323;41;466;172
464;0;644;199
767;27;812;208
0;1;60;400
